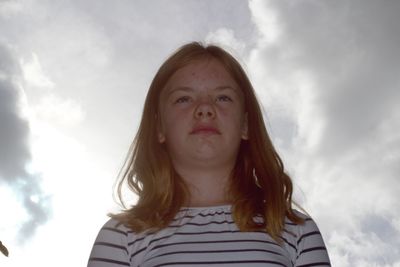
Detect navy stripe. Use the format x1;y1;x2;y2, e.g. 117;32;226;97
130;239;280;261
129;229;269;247
166;229;235;235
297;231;321;245
298;246;327;256
128;235;146;246
297;262;331;267
169;220;235;227
145;231;274;248
102;227;128;236
280;236;296;252
145;248;285;262
152;238;279;250
153;260;287;267
283;229;297;238
173;210;232;221
285;218;312;226
94;242;128;254
89;257;130;266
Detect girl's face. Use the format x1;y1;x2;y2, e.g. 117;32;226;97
158;59;248;170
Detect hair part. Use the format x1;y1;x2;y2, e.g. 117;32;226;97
111;42;304;241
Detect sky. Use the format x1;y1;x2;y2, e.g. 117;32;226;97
0;0;399;266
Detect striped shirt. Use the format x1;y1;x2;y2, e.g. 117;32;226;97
88;205;330;267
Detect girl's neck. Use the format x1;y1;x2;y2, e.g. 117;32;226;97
174;165;233;208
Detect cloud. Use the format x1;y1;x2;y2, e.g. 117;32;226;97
22;53;54;89
248;0;400;266
0;0;24;17
29;94;85;127
1;0;398;266
0;42;51;244
205;28;247;58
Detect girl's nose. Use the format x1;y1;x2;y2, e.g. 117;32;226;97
194;98;216;119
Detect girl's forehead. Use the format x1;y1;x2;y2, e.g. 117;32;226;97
176;59;228;76
162;59;237;93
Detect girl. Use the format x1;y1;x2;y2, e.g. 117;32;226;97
88;42;331;267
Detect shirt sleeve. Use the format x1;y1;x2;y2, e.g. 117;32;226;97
295;217;331;267
87;219;131;267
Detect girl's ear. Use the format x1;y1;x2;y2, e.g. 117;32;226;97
156;114;166;143
158;132;166;143
241;112;249;140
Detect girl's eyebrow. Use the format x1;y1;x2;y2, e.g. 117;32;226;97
167;85;239;96
214;85;240;94
167;86;194;97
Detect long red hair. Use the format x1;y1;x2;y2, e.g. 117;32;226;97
111;42;304;241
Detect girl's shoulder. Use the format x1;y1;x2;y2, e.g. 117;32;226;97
284;209;321;233
282;210;331;266
101;218;131;233
88;218;134;267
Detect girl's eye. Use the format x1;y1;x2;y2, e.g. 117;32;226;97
216;95;232;102
175;96;191;104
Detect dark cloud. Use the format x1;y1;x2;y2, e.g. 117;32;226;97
0;43;51;244
0;46;30;179
361;213;399;246
260;0;400;160
249;1;400;266
348;213;400;265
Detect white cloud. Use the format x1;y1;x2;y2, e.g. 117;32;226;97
0;114;115;267
0;0;24;17
205;28;247;58
0;186;29;239
248;0;282;45
22;53;54;89
30;94;85;128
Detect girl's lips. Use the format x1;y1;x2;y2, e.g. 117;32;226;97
190;126;221;135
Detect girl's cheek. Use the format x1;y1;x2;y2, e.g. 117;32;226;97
167;108;187;121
